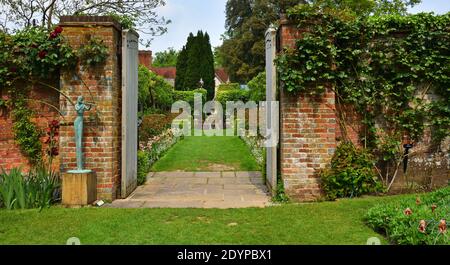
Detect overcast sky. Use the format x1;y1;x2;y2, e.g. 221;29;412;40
148;0;450;54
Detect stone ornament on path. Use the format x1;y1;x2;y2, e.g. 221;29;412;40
68;96;92;174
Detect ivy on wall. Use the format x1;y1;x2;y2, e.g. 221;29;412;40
277;5;450;150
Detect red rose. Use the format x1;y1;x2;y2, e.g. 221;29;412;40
51;147;59;156
51;119;60;128
38;50;47;59
54;26;63;34
49;32;58;39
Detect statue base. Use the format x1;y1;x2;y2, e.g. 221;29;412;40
62;171;96;206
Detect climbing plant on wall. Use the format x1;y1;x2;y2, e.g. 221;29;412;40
276;4;450;191
0;26;77;164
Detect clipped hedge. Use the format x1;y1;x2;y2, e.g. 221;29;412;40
173;88;207;107
365;187;450;245
216;89;250;107
217;83;240;91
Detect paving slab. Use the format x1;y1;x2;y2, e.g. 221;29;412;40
106;171;271;209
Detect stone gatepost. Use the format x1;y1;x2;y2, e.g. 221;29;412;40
278;18;337;201
59;16;122;201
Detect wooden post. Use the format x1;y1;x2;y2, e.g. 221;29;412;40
62;172;97;206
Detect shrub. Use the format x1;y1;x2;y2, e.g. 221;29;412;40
365;187;450;245
138;65;174;112
217;83;240;91
173;88;207;107
320;141;384;200
0;166;60;210
216;89;250;107
247;72;266;102
137;151;151;186
139;113;178;142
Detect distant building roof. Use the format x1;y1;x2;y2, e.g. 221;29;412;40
215;68;230;83
151;67;177;80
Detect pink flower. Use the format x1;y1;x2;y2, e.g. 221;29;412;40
404;208;412;216
439;220;447;234
431;204;437;213
418;220;427;233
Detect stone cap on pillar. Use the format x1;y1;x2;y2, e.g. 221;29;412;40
59;16;122;31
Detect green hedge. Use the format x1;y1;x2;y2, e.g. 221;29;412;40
365;187;450;245
216;89;250;107
217;83;240;91
173;88;207;106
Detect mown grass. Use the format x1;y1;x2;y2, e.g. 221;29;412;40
0;195;411;245
151;135;260;172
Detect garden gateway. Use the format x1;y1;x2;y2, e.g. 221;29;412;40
0;12;448;204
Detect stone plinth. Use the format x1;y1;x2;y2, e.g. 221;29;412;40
62;171;97;206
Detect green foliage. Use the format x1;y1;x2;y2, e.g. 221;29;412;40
153;47;179;67
173;88;207;107
217;83;240;91
247;72;266;102
216;89;250;107
175;31;215;99
138;65;174;112
0;166;60;210
78;36;109;66
9;96;43;164
0;26;76;87
137;151;152;186
320;142;384;200
106;13;136;29
277;5;450;168
365;187;450;245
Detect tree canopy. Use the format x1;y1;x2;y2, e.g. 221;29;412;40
0;0;170;46
153;47;179;67
175;31;215;100
218;0;422;83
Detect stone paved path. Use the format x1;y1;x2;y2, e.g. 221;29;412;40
108;171;271;208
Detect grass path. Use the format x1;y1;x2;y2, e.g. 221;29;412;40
151;135;260;172
0;195;410;245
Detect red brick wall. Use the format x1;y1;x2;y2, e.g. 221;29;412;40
139;50;152;69
279;19;337;201
0;81;60;172
58;16;122;201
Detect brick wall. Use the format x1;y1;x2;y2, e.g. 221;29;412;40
278;17;449;200
139;50;152;69
58;16;122;201
279;19;337;201
0;81;60;172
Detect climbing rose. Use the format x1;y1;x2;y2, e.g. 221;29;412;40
54;26;63;34
49;32;58;39
418;220;427;233
50;119;60;129
431;204;437;213
38;50;47;59
439;220;447;234
404;208;412;216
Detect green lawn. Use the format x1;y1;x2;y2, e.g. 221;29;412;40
0;195;410;245
151;135;260;172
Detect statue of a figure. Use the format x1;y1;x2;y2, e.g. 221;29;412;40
68;96;92;174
